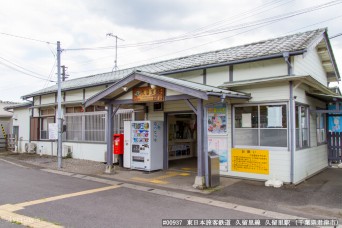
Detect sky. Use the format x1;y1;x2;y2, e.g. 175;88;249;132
0;0;342;102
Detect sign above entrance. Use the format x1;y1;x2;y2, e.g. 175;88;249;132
133;86;165;103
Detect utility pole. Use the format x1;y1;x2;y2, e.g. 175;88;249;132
61;65;69;81
106;33;124;71
57;41;62;169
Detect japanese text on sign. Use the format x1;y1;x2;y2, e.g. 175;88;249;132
231;148;269;174
133;86;165;103
162;219;338;226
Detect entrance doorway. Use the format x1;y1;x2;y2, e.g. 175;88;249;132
166;113;197;172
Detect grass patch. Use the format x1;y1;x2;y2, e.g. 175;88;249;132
10;220;22;225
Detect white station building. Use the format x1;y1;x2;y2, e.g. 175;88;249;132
5;28;341;188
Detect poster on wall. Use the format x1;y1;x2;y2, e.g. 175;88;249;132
207;104;227;134
328;104;342;132
208;136;228;172
231;148;269;175
48;123;58;140
267;106;282;127
241;113;252;128
328;116;342;132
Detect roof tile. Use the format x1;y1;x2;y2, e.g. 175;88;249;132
23;28;326;98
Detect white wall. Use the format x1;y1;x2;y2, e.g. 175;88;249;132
31;141;107;162
12;107;30;153
65;89;83;102
293;86;328;183
294;84;326;108
33;96;40;106
206;66;229;86
234;58;287;81
166;89;182;96
234;82;289;103
85;86;106;100
170;70;204;84
148;99;196;121
294;145;328;184
294;48;327;86
41;94;55;104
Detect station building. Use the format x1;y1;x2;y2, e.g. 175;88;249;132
5;28;341;188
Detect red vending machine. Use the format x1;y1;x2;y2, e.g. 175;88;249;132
113;134;124;167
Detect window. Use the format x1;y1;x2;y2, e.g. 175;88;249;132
30;117;39;141
85;105;106;112
40;108;55;140
64;112;106;142
66;106;83;113
85;114;106;141
40;108;54;116
40;117;55;140
234;104;287;148
64;108;134;142
316;113;326;144
296;105;309;148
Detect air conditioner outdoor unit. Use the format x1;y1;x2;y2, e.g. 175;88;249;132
25;143;37;153
63;145;72;158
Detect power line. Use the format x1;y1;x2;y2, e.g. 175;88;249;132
63;0;341;52
0;56;50;78
64;0;342;76
67;0;290;67
0;32;54;44
43;59;57;88
112;3;342;69
282;15;342;35
0;56;55;82
330;33;342;39
0;59;55;82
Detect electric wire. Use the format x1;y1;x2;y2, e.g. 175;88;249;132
64;0;341;51
43;59;57;88
0;56;55;82
73;13;342;75
0;32;54;44
330;33;342;39
69;0;293;68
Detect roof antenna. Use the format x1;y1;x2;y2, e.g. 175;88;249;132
106;33;124;72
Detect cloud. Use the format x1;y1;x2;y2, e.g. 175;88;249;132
0;0;342;102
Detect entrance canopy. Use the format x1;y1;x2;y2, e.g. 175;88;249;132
83;70;250;107
84;70;250;188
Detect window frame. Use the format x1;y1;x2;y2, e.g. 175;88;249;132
316;112;327;145
295;104;310;149
233;102;289;150
39;108;56;141
64;111;107;143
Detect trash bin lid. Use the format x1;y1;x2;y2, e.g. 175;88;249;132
208;151;219;157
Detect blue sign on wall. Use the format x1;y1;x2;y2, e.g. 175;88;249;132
328;104;342;132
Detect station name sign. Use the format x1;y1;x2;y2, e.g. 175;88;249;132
133;86;165;103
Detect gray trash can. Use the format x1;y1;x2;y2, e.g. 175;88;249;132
208;151;220;187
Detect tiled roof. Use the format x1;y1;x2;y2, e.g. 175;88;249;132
22;28;326;99
4;102;32;111
84;70;250;107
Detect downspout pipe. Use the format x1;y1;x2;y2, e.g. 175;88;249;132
283;52;293;76
289;81;295;184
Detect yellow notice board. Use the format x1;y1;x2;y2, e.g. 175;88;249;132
231;148;269;175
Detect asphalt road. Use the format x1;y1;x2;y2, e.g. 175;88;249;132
0;159;271;228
